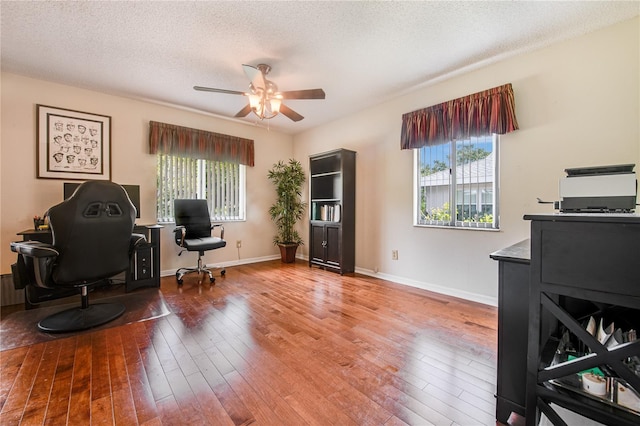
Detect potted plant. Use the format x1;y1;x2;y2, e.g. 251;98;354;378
268;159;306;263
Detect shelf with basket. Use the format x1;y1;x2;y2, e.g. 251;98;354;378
539;296;640;419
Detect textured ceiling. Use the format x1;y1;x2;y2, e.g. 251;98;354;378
1;1;638;134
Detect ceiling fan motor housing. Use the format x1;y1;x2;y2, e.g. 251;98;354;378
256;63;272;75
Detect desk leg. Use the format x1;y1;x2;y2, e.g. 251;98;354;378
150;227;161;284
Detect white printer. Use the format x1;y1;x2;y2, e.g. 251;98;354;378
558;164;637;213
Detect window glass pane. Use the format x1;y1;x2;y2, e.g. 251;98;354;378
455;137;493;225
416;135;497;229
418;142;451;225
157;154;245;222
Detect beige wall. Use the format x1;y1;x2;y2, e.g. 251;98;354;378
0;74;293;275
293;17;639;305
2;17;638;306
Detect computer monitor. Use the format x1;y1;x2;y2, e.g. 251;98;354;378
63;182;141;219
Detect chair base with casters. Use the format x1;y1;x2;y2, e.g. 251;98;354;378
176;250;226;285
11;232;145;333
37;284;125;333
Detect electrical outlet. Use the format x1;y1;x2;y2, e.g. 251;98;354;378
236;240;242;249
392;250;398;260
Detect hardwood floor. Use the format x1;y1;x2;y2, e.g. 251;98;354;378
0;260;499;425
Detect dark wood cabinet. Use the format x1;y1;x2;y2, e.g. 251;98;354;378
309;149;355;274
310;223;342;268
490;240;531;423
524;214;640;426
491;239;566;424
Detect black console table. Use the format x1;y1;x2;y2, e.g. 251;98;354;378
16;224;162;308
524;214;640;425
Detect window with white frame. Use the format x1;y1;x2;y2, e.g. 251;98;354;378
415;134;498;229
156;154;245;223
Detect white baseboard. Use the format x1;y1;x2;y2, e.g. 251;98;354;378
354;267;498;307
160;254;280;278
161;254;498;307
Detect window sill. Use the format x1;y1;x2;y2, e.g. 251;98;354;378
157;218;247;225
413;223;500;232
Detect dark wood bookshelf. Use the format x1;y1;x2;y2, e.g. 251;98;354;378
309;148;356;274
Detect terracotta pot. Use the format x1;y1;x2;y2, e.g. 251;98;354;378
278;243;298;263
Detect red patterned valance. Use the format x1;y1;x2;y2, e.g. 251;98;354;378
400;83;519;149
149;121;254;166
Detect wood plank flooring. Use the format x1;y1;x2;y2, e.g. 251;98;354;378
0;260;499;425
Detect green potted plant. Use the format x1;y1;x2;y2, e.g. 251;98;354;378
268;159;306;263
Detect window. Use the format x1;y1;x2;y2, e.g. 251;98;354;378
157;154;245;222
415;134;498;229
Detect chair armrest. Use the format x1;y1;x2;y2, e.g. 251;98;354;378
10;241;58;288
10;240;59;258
174;225;186;247
211;223;224;240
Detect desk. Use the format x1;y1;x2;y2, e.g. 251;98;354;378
17;228;53;244
15;224;162;308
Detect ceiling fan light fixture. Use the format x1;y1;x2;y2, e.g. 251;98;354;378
249;94;261;111
270;97;282;114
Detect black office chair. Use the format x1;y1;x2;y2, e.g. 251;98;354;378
10;181;145;332
173;199;227;285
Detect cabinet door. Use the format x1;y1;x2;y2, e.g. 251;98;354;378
325;225;341;267
310;224;326;263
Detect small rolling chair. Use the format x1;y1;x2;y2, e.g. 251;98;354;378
10;181;145;332
173;199;227;285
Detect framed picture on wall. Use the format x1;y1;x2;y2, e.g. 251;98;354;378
36;104;111;180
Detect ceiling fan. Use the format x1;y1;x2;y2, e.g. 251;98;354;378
194;64;325;122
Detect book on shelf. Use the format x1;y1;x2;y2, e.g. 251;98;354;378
320;204;330;221
318;204;341;222
333;204;341;222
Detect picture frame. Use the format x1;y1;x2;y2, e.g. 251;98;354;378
37;104;111;180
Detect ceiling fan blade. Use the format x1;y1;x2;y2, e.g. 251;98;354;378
194;86;247;96
242;64;266;91
279;89;326;100
279;104;304;122
234;104;252;118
